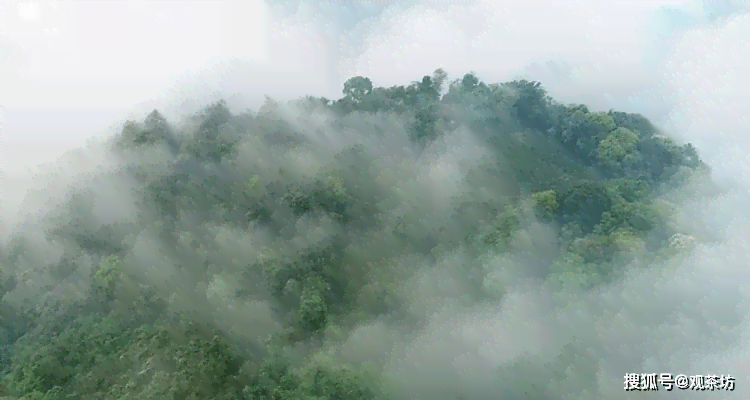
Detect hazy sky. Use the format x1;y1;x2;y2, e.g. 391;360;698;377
2;0;749;227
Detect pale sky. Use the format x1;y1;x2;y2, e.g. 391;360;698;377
2;0;749;228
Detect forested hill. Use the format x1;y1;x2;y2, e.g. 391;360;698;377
1;70;710;399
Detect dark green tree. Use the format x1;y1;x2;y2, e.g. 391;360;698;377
342;76;374;103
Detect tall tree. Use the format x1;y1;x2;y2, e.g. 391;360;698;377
342;76;373;103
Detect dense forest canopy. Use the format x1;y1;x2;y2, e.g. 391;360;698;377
0;70;718;399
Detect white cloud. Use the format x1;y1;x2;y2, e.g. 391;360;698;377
342;1;692;120
17;2;41;22
663;13;750;181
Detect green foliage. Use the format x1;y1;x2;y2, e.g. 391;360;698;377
596;127;640;163
343;76;374;102
609;178;649;202
305;364;376;400
243;355;377;400
484;207;521;249
609;227;647;254
280;174;351;219
113;324;242;399
92;255;124;294
531;189;559;219
549;253;605;291
609;110;657;137
297;276;330;333
183;100;237;161
558;180;614;232
598;199;657;234
508;79;551;129
261;246;343;342
5;314;131;398
412;105;439;142
585;111;617;134
116;110;176;150
5;315;250;400
3;69;710;400
431;68;448;96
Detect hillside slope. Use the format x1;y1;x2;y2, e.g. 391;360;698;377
0;71;713;399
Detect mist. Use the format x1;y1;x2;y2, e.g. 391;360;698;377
2;1;749;399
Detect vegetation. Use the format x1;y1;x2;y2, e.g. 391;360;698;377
0;70;710;399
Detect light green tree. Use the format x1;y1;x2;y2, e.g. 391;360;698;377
597;127;640;163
